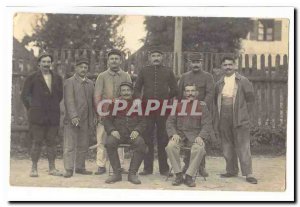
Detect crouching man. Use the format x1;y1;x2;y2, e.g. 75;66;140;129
103;82;147;184
165;84;212;187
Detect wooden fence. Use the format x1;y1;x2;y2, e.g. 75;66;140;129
11;49;288;131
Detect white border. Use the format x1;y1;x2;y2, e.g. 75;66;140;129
1;5;294;202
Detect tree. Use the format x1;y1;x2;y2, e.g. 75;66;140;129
143;16;252;53
22;13;125;51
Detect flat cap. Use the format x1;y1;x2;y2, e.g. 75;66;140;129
119;81;133;89
187;53;203;61
37;51;53;62
75;57;89;66
107;49;122;58
147;46;163;54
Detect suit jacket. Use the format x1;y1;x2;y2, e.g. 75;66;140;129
64;74;95;128
21;69;63;126
214;72;255;128
166;101;211;143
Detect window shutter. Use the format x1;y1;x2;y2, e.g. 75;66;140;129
249;20;259;40
274;20;282;41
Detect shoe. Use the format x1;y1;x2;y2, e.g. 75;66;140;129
199;167;209;177
29;168;38;177
75;169;93;175
161;171;173;177
105;174;122;184
121;168;129;174
184;175;196;187
139;170;152;176
128;174;141;184
94;167;106;175
220;173;238;178
246;177;258;184
63;170;73;178
172;174;184;186
48;169;63;176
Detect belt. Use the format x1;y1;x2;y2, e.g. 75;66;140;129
221;96;233;106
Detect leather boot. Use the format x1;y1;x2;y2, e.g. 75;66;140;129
105;173;122;184
172;172;184;186
184;174;196;187
128;146;144;184
48;161;63;176
63;169;73;178
30;162;38;177
199;156;209;177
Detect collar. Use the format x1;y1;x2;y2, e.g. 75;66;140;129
74;73;88;84
108;68;121;76
219;72;241;83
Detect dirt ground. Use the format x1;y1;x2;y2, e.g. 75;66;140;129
10;156;285;192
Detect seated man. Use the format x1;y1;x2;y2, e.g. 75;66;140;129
103;82;147;184
165;84;212;187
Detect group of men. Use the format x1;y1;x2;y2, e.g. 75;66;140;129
21;46;258;188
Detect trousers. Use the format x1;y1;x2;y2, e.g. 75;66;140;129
220;101;253;176
63;120;90;170
165;140;206;177
29;124;58;165
96;123;124;168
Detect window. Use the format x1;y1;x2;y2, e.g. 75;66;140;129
257;19;274;41
250;19;282;41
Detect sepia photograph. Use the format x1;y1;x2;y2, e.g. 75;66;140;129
5;6;294;202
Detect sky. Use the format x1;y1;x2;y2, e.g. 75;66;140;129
13;13;146;55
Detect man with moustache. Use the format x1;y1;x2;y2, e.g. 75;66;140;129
215;56;257;184
21;52;63;177
178;53;215;177
63;57;95;178
134;46;178;176
94;49;132;175
165;84;211;187
104;82;147;184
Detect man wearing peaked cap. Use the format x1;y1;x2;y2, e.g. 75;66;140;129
147;46;163;55
178;52;216;178
63;55;95;178
75;57;89;66
134;45;178;177
107;49;123;58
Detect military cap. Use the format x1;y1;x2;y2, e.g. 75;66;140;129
107;49;122;58
37;51;53;62
147;46;163;54
119;81;133;89
187;53;203;61
75;57;89;66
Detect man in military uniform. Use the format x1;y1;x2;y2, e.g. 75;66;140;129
178;53;215;177
21;52;63;177
63;57;95;178
104;82;147;184
134;46;178;176
165;84;211;187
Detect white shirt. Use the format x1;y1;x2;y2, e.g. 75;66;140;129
222;73;236;97
42;73;52;92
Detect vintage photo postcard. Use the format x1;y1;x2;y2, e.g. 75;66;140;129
5;6;294;202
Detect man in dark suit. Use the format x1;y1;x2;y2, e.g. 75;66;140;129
21;52;63;177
